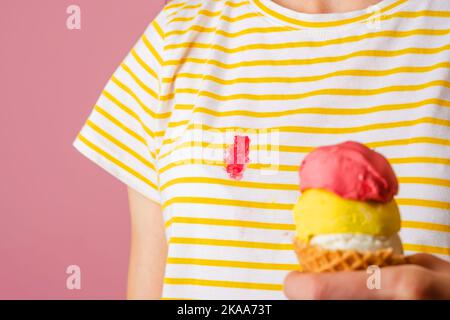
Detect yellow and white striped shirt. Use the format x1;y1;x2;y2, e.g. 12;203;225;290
73;0;450;299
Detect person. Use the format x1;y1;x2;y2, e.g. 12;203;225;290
73;0;450;299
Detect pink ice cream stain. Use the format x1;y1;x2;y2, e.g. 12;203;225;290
225;135;250;180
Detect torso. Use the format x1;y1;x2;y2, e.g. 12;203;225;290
156;0;450;299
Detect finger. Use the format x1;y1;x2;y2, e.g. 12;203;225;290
382;264;450;299
428;272;450;299
283;270;386;300
284;263;450;300
407;253;450;273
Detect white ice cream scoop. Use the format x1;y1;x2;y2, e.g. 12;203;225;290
309;233;404;254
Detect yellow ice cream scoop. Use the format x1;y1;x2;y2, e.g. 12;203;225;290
293;189;401;242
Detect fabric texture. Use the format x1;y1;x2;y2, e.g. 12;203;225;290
73;0;450;299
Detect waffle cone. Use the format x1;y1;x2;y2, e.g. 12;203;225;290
294;239;410;273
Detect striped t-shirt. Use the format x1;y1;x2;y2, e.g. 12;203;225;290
73;0;450;299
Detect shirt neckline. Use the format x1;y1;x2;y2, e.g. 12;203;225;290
248;0;409;29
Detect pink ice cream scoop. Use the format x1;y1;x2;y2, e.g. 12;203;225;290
299;141;398;203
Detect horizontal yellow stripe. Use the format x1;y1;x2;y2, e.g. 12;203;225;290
164;44;450;68
402;221;450;233
159;175;450;194
158;117;450;154
157;137;450;162
390;157;450;165
158;155;449;176
165;217;450;236
165;216;295;231
167;246;450;260
403;244;450;256
167;120;190;129
167;257;297;271
397;198;450;210
160;176;297;192
168;98;450;119
76;134;158;190
224;0;249;8
164;63;450;85
169;240;450;260
366;137;450;148
163;1;187;12
167;242;449;260
162;80;450;101
157;140;296;161
173;104;195;110
168;9;223;24
85;120;155;170
167;3;202;17
162;194;447;211
165;24;293;38
165;34;450;54
158;158;297;174
385;10;450;21
169;237;293;250
163;278;283;291
398;177;450;187
162;196;293;211
160;118;450;151
165;23;450;40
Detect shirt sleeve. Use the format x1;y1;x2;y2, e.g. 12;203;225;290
72;6;168;204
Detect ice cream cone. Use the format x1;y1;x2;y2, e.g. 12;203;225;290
292;141;412;273
294;239;410;273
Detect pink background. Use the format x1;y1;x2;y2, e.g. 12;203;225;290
0;0;166;299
